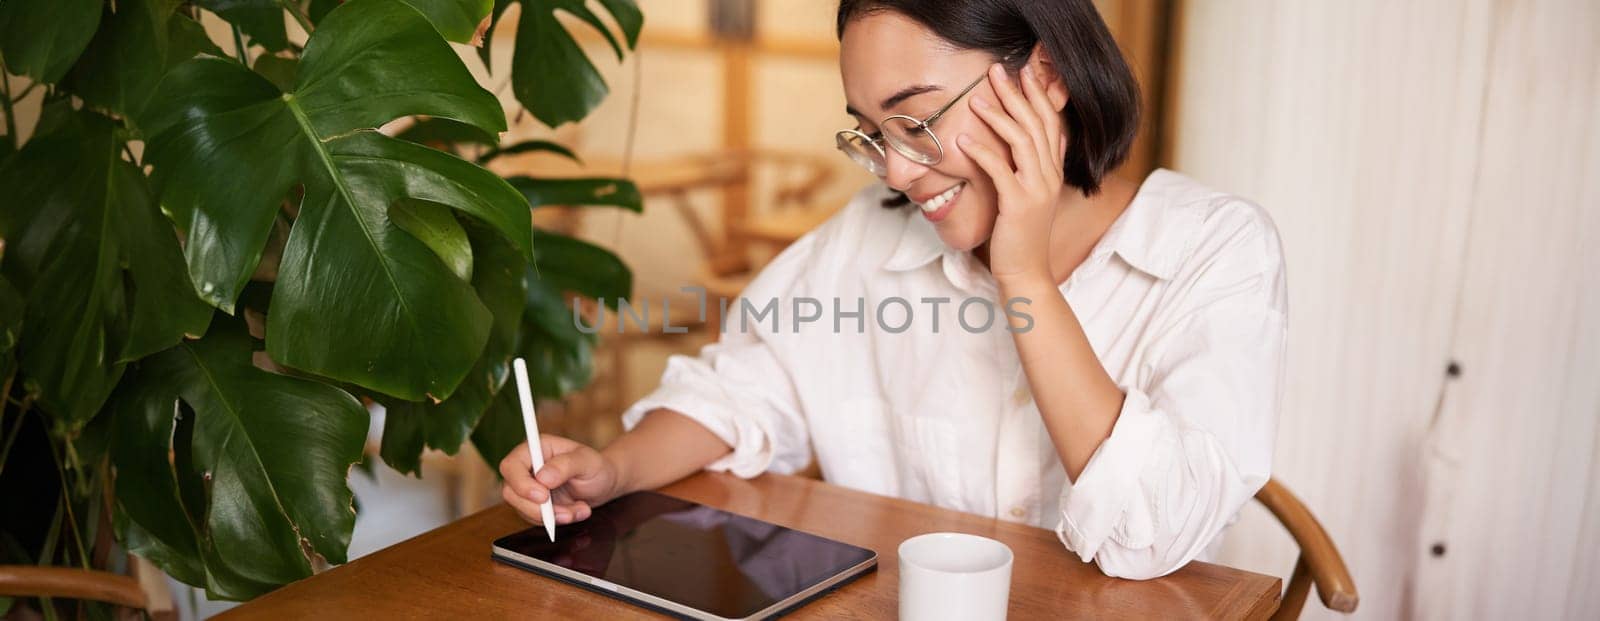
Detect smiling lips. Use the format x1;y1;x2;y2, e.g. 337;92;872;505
915;182;964;222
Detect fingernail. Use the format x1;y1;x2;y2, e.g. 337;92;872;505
972;96;990;109
1022;64;1035;78
991;63;1006;79
957;134;971;146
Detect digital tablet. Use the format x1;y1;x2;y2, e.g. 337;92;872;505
491;491;878;620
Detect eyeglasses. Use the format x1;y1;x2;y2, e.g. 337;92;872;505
835;70;990;177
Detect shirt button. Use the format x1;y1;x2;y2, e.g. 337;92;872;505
1009;507;1027;518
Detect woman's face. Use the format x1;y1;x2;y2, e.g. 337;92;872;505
839;12;1014;251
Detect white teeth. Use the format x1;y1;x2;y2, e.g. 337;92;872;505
919;183;964;213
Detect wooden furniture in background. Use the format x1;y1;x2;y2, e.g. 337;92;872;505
1256;479;1360;620
573;7;842;277
218;471;1282;620
682;149;845;332
0;558;175;620
1094;0;1176;178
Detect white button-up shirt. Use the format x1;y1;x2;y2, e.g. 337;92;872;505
621;169;1288;579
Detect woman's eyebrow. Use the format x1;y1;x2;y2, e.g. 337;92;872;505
844;84;945;117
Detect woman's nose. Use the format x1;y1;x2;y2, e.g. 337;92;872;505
883;147;929;192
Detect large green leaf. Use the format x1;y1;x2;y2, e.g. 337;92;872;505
476;138;581;164
0;106;211;425
255;0;493;52
399;0;494;44
529;229;631;306
481;0;642;127
396;116;498;150
65;0;222;123
110;375;205;587
389;199;474;281
519;276;596;396
198;0;288;52
0;0;102;83
508;175;642;213
379;222;524;475
142;0;528;401
468;273;596;470
307;0;342;22
115;318;368;600
468;378;524;469
251;54;298;92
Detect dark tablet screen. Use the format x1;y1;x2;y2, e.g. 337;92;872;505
493;491;876;619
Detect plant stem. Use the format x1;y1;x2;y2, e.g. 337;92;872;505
36;500;62;621
47;434;92;570
1;73;16;152
0;408;26;478
231;24;250;66
281;0;314;34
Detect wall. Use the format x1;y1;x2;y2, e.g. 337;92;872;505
1166;0;1600;617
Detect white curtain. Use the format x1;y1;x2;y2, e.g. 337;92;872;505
1166;0;1600;618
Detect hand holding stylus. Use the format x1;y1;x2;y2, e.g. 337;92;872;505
513;359;558;541
499;365;622;531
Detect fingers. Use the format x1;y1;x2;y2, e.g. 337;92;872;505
956;133;1022;200
538;433;583;462
498;441;532;477
984;63;1051;177
502;482;594;526
498;442;546;502
969;95;1032;180
498;441;570;504
537;446;602;491
501;481;547;523
1018;64;1064;177
498;438;606;526
552;501;593;524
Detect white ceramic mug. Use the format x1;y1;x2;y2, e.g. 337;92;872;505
898;532;1014;621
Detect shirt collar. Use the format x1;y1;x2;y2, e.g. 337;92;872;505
1092;168;1201;281
879;169;1200;281
882;204;946;271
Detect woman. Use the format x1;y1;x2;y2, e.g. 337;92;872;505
499;0;1286;579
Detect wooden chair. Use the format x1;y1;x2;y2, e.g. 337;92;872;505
1255;478;1360;619
0;557;175;620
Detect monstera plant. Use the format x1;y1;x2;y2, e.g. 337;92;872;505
0;0;643;606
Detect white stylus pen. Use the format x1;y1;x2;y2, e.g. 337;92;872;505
513;358;557;542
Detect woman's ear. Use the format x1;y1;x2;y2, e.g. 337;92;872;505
1027;44;1070;112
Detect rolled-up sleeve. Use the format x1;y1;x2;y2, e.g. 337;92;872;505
619;234;820;478
1055;204;1288;579
619;336;811;477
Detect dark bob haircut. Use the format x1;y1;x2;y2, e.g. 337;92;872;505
837;0;1140;203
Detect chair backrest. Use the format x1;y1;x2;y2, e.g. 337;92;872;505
1253;478;1360;619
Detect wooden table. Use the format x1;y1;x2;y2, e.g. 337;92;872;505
221;473;1282;620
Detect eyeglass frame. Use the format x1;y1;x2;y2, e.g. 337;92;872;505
834;67;994;175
